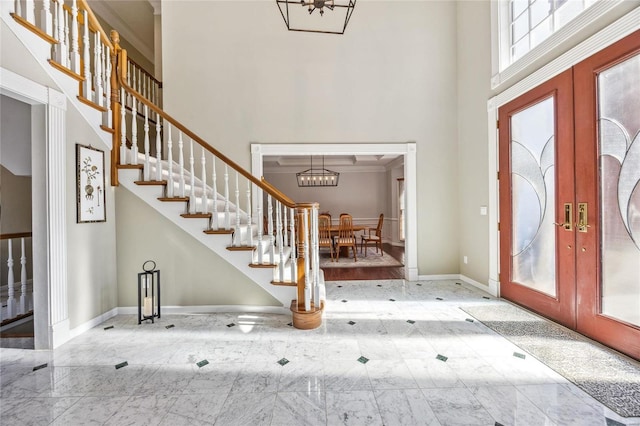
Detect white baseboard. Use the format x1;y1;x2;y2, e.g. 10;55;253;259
68;307;118;340
117;305;290;316
416;274;496;297
51;318;70;349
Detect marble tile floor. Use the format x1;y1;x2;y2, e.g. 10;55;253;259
1;279;639;426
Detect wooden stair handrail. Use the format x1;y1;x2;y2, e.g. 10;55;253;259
0;232;33;240
112;43;296;208
77;0;113;50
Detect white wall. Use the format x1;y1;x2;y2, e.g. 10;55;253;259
0;94;31;176
162;0;460;276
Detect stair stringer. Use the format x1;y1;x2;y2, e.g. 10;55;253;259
118;168;296;307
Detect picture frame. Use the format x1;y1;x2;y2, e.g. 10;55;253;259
76;144;106;223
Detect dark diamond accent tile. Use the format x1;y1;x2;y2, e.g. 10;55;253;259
513;352;526;359
456;282;462;285
389;298;396;302
436;354;448;362
406;320;415;324
196;359;209;368
357;356;369;364
104;325;114;330
436;297;443;301
115;361;128;370
495;422;505;426
165;324;175;329
226;323;236;328
377;284;382;287
277;358;289;366
605;418;626;426
342;300;348;303
32;363;48;372
348;321;356;325
416;283;422;286
465;318;474;323
483;296;491;300
337;285;343;288
287;322;293;327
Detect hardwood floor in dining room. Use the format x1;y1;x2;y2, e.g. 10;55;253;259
321;243;405;281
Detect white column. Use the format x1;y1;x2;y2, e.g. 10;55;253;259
20;237;28;314
178;132;185;197
189;139;196;214
167;123;174;197
81;10;91;98
41;0;53;37
234;172;240;245
224;165;230;230
246;180;252;246
69;0;80;73
6;239;15;319
155;115;162;181
201;148;208;214
267;195;275;263
130;95;138;164
303;209;310;311
143;105;150;181
277;202;284;281
290;208;297;284
257;189;263;263
119;87;127;164
312;206;320;306
211;156;218;230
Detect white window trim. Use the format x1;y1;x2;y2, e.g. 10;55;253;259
492;0;628;89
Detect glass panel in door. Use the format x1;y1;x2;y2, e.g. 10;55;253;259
598;53;640;327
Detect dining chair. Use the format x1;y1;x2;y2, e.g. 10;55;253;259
318;214;334;262
335;214;357;262
361;213;384;256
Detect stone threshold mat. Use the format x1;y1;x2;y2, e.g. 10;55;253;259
462;302;640;418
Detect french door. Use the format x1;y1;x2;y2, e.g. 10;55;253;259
499;30;640;360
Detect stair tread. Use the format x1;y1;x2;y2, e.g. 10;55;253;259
158;197;189;202
181;213;212;218
11;13;57;44
204;229;234;235
77;94;107;112
135;180;168;186
118;164;144;170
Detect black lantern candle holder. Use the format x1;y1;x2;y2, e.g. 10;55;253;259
138;260;161;324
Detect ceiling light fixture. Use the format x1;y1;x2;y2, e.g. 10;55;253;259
296;156;340;187
276;0;357;35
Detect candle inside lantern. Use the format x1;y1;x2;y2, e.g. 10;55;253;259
143;296;153;317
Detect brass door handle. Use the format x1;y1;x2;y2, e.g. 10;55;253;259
555;203;573;231
577;202;590;233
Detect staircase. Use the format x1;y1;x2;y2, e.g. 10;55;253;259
2;0;324;328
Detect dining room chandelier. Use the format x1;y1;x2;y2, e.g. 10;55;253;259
296;156;340;187
276;0;357;35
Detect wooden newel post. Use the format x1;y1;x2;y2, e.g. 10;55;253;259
110;30;121;186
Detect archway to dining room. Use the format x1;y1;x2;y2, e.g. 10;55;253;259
251;142;417;282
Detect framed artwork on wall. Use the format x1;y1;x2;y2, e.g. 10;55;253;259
76;144;106;223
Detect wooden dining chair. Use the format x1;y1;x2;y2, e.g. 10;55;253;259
335;214;357;262
361;213;384;256
318;214;334;262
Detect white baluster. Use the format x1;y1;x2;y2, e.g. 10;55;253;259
25;0;35;24
277;202;285;281
312;207;320;306
69;0;80;73
63;8;70;67
81;10;91;98
224;165;230;230
234;172;240;245
103;45;112;127
54;1;67;65
282;202;288;247
257;189;263;263
303;209;310;311
178;132;185;197
155;114;162;181
167;123;174;197
246;180;252;247
211;156;218;230
189;139;196;214
131;95;138;164
94;33;104;106
267;195;275;263
290;208;297;284
15;0;22;18
120;87;127;164
201;148;208;214
20;238;28;315
143;104;150;181
6;239;15;319
127;62;132;107
41;0;53;36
